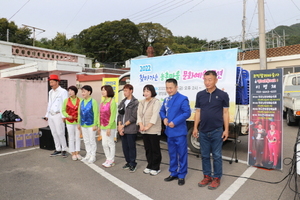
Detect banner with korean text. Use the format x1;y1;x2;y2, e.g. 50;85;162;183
248;69;283;170
130;48;238;122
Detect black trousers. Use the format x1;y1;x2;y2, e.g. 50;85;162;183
143;134;162;171
121;134;137;167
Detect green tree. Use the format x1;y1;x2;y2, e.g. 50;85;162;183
78;19;141;63
0;18;32;45
35;37;53;49
137;22;173;56
173;36;207;52
170;43;191;53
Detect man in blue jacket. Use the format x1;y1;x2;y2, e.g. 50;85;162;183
160;78;191;186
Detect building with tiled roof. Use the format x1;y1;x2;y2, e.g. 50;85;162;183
238;44;300;74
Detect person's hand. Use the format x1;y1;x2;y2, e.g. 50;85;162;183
222;130;229;141
117;124;123;133
77;125;81;131
119;128;124;136
107;129;111;136
163;118;169;126
92;126;97;131
68;116;73;119
144;125;150;131
168;122;175;128
139;124;145;132
192;129;199;138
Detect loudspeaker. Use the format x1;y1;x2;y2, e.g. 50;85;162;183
39;127;55;150
39;126;68;150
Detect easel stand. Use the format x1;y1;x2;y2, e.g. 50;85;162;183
224;105;243;164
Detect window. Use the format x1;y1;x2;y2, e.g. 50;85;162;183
292;77;300;85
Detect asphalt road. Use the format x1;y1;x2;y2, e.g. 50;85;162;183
0;121;298;200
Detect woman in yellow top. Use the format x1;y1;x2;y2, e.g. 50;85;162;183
62;86;82;161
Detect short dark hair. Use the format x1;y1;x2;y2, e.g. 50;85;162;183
204;70;217;77
81;85;93;95
101;85;115;97
68;85;78;95
123;84;133;91
143;84;157;97
166;78;177;86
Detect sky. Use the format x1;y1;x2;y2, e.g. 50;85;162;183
1;0;300;42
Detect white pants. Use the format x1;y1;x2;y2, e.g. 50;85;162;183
66;124;80;153
48;113;67;151
81;127;97;157
101;129;116;161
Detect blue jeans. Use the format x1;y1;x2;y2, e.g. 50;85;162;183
200;127;223;178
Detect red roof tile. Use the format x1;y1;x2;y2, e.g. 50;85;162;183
238;44;300;60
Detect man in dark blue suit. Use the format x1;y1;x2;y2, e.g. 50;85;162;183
160;78;191;186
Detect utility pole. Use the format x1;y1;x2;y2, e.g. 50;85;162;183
258;0;267;70
242;0;247;50
6;29;9;42
22;24;45;46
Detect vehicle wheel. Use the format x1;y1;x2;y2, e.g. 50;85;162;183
187;127;200;153
283;111;287;119
287;110;295;126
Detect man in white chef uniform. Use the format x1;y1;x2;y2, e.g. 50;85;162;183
44;74;68;157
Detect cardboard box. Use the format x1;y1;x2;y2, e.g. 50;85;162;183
24;129;33;147
32;128;40;146
8;129;25;149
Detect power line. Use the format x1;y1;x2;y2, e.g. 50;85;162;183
126;0;166;18
265;2;277;28
291;0;300;12
164;0;205;26
131;0;187;21
8;0;31;21
138;0;194;23
247;1;257;34
64;0;89;31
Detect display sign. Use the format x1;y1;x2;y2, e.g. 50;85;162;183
248;69;283;170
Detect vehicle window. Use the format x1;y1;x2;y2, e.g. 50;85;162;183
292;77;300;85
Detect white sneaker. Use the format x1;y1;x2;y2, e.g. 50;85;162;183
82;155;91;162
102;160;109;166
150;170;161;176
88;157;96;164
103;160;115;168
72;155;77;161
143;168;151;174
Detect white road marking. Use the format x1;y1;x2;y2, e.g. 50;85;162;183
83;161;153;200
216;166;257;200
0;147;38;156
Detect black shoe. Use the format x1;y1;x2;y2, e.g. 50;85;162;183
178;178;185;186
129;165;137;173
164;175;178;182
62;151;67;158
50;151;61;157
122;163;130;170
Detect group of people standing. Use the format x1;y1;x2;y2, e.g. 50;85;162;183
44;75;117;166
44;70;230;190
